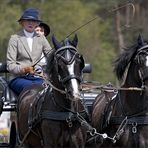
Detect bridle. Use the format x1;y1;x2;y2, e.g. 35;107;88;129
54;45;83;85
135;46;148;90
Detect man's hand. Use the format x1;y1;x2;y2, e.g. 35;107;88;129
22;66;34;74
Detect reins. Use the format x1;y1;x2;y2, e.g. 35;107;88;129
81;84;144;92
34;74;65;94
39;73;144;96
43;77;66;94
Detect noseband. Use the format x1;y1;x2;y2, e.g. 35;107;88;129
61;74;82;84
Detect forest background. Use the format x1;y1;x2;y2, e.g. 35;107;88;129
0;0;147;86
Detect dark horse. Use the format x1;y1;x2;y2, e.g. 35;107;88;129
91;35;148;148
17;35;88;148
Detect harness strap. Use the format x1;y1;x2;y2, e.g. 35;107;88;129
110;116;148;125
41;111;76;121
61;74;82;84
40;110;87;121
55;45;78;55
28;88;47;127
76;113;96;136
18;128;32;148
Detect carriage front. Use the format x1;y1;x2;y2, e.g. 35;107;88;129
0;62;17;147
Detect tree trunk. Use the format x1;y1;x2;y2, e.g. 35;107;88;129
115;10;124;53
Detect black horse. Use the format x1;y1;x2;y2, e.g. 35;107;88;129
17;35;88;148
91;35;148;148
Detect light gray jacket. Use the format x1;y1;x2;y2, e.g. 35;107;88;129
7;30;52;76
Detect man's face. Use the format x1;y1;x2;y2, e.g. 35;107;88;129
21;19;39;33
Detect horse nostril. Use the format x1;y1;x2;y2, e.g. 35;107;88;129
79;87;82;91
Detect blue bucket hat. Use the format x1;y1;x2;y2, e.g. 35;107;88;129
18;8;42;22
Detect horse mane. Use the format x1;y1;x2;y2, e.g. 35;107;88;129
46;50;56;74
113;43;139;81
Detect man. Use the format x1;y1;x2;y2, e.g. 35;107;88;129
7;8;53;95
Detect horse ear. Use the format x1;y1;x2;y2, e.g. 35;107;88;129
138;34;145;46
72;34;78;47
52;35;62;49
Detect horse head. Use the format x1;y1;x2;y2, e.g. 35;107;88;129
135;35;148;97
51;34;85;100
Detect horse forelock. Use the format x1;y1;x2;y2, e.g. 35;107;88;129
56;47;77;65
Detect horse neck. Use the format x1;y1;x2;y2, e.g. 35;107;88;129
124;62;141;86
113;63;146;116
70;100;85;112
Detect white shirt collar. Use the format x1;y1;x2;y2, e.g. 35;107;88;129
23;29;34;38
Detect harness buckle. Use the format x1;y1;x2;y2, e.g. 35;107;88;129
132;122;137;133
66;117;73;127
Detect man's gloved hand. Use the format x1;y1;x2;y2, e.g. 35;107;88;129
34;67;43;74
22;66;34;74
34;66;44;77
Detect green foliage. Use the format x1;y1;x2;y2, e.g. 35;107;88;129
89;41;116;83
0;2;21;60
1;0;146;85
